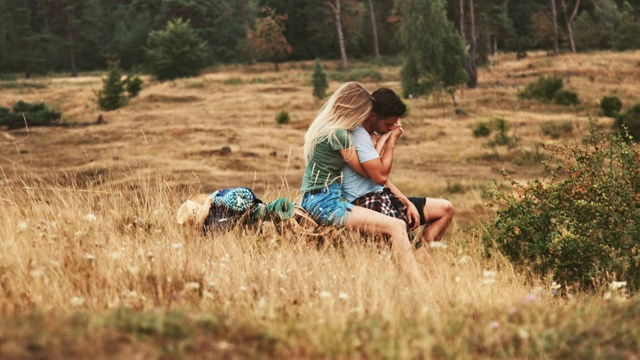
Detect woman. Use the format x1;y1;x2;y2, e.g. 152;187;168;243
300;82;422;279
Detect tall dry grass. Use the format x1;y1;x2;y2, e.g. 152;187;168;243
1;51;640;358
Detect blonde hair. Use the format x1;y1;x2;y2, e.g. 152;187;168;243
303;82;372;164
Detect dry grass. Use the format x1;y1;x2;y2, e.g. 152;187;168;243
1;51;640;358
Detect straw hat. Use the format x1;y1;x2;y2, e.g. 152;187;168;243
176;194;213;230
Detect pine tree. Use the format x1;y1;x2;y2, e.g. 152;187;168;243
312;59;329;100
396;0;468;98
97;61;127;111
144;19;208;81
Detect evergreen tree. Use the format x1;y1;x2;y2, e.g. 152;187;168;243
97;61;128;111
144;18;208;81
396;0;467;98
312;59;328;100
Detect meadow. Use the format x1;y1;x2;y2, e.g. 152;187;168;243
1;51;640;358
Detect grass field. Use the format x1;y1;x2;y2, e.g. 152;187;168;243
1;51;640;358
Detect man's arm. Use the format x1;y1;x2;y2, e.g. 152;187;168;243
360;126;403;185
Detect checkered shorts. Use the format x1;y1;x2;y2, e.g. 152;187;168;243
352;188;412;237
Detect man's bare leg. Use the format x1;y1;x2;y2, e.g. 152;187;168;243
420;198;454;244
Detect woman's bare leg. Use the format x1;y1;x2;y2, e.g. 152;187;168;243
345;206;422;280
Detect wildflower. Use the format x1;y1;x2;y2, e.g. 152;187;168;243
483;270;496;278
184;282;200;290
171;243;183;249
526;293;536;302
70;297;85;306
85;213;97;222
488;321;500;329
610;281;627;290
17;221;28;231
338;292;349;300
239;286;247;292
483;278;496;285
319;291;332;298
85;253;96;261
429;242;448;249
518;327;530;339
455;276;461;283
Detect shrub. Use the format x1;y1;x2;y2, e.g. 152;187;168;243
553;89;579;106
144;19;208;81
517;76;563;102
483;126;640;293
125;75;143;98
600;95;622;118
614;103;640;142
541;121;573;139
472;122;491;138
276;110;289;124
97;62;144;111
312;59;328;100
0;101;61;128
97;62;128;111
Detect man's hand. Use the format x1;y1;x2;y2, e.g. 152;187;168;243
406;201;420;230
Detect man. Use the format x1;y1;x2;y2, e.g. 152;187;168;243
342;87;454;249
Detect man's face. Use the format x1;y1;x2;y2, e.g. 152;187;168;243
370;114;400;135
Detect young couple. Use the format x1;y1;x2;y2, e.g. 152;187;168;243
300;82;454;279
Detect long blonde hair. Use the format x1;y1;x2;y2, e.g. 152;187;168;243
303;82;372;164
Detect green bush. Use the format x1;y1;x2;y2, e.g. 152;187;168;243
125;75;143;98
97;62;128;111
144;19;208;81
517;76;564;102
472;122;491;138
540;121;573;139
312;59;328;100
614;103;640;142
553;89;579;106
0;101;61;128
600;95;622;118
276;110;289;125
97;62;144;111
483;127;640;293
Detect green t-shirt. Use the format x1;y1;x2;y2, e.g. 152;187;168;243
301;129;353;193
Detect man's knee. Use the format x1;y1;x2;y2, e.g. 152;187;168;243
444;200;455;218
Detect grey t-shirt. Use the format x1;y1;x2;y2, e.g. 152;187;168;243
342;125;384;202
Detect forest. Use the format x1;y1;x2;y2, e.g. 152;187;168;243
2;0;640;78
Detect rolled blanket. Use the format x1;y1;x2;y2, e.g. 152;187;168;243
213;188;256;213
252;198;295;221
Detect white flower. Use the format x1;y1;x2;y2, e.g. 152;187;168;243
338;292;349;300
70;297;85;306
84;253;96;261
483;278;496;285
610;281;627;290
518;328;530;339
488;321;500;329
319;291;332;298
483;270;496;278
171;243;183;249
455;276;461;283
184;282;200;290
429;242;448;249
17;221;28;231
85;213;97;222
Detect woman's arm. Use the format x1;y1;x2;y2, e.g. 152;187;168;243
340;147;369;177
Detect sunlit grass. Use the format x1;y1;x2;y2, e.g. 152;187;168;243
1;50;640;358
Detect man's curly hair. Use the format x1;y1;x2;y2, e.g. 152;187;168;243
371;88;406;119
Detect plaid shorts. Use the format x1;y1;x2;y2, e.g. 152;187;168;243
352;188;412;238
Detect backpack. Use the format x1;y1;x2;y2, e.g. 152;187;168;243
202;187;263;235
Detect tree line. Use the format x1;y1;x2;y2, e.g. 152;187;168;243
1;0;639;79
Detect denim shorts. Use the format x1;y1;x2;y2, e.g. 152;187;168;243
301;182;354;226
